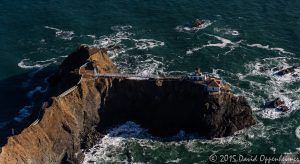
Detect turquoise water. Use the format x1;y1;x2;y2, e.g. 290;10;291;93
0;0;300;163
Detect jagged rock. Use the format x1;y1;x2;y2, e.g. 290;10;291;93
274;98;285;107
192;19;205;28
0;46;256;163
265;98;285;108
276;66;297;76
0;46;118;164
277;106;289;112
265;98;290;112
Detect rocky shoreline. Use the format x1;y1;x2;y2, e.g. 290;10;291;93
0;46;256;163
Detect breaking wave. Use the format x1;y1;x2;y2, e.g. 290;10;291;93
175;20;212;33
247;43;294;55
18;54;68;70
44;26;75;40
186;34;242;55
83;121;253;163
89;25;167;76
90;26;164;52
296;126;300;140
132;39;165;50
27;86;48;98
15;25;168;126
111;25;133;32
213;27;240;36
226;57;300;119
13;106;33;123
18;58;57;69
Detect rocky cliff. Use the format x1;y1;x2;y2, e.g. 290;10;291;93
0;46;256;164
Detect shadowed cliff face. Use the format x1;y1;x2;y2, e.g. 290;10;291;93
98;78;255;138
0;46;256;164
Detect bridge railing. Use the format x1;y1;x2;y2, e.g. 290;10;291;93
94;73;183;80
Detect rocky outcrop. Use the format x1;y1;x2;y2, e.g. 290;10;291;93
265;97;285;108
0;46;118;164
192;19;205;28
259;65;299;77
277;105;289;112
275;66;297;76
0;46;256;163
265;98;290;112
98;80;255;138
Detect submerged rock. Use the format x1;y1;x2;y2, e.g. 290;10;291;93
0;46;256;163
272;66;283;72
259;66;268;72
107;44;122;50
275;66;297;76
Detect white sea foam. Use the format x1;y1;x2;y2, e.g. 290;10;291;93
111;25;133;31
27;86;48;98
18;58;58;69
40;39;46;43
83;122;146;163
175;20;212;33
247;43;294;55
115;53;166;77
132;55;165;76
41;25;168;81
83;122;252;163
43;24;168;90
18;59;45;69
18;56;65;70
86;34;96;39
91;32;132;53
205;35;235;48
175;25;190;32
213;27;240;36
89;25;167;76
214;56;300;120
133;39;165;50
44;26;74;40
270;147;276;154
91;25;133;50
13;106;32;122
186;50;193;55
186;34;242;55
231;31;240;36
166;158;182;163
237;57;300;119
296;126;300;140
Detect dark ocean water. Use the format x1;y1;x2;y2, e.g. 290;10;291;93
0;0;300;163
